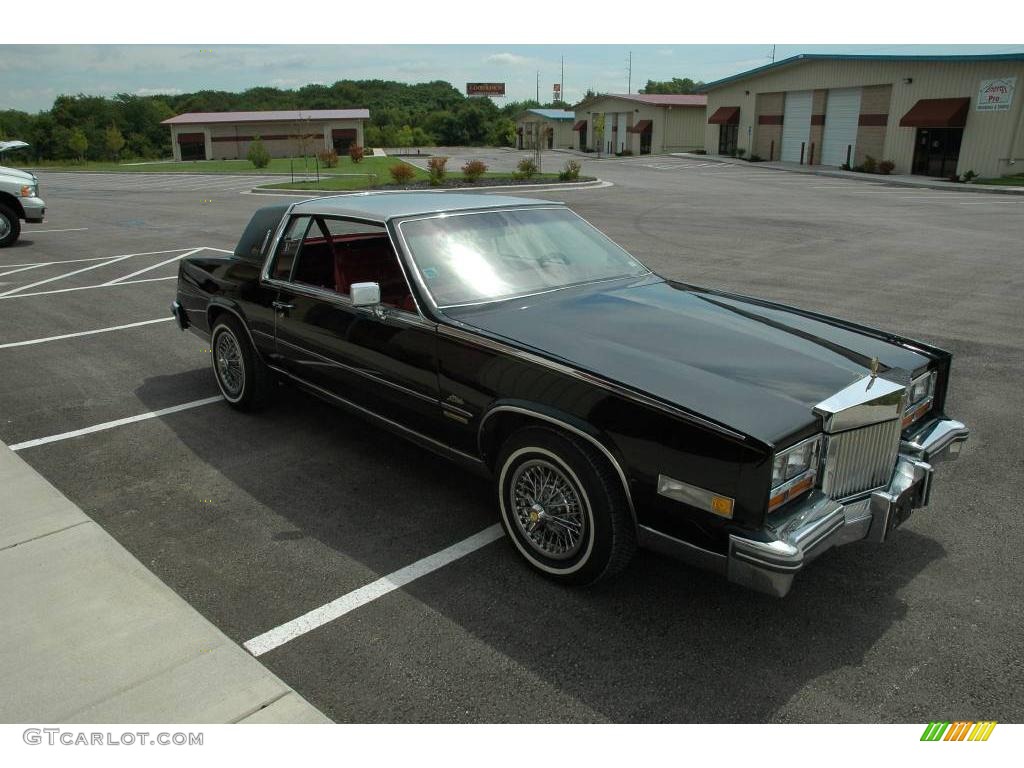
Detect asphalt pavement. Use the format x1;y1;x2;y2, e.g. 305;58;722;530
0;155;1021;723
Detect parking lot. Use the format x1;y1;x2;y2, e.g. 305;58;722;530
2;156;1022;723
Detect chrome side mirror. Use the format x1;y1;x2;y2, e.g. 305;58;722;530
350;281;381;308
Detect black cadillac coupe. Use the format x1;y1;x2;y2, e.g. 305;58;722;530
172;192;969;596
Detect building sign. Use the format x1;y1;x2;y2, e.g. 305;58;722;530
553;83;562;102
467;82;505;97
976;77;1016;111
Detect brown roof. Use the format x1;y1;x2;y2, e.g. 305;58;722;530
161;109;369;125
575;93;706;110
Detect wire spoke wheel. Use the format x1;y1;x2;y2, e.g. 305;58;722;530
214;329;245;399
509;458;587;560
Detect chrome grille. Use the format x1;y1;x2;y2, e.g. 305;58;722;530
821;419;901;499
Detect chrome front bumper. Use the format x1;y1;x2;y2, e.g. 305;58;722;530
727;418;969;597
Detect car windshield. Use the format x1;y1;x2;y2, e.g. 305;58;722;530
399;207;649;307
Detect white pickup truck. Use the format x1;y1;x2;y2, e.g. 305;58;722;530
0;140;46;247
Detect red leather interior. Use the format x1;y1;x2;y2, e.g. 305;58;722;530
292;232;415;310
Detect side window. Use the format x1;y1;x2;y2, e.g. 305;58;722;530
320;217;415;310
271;215;312;281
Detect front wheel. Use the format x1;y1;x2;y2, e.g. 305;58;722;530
210;315;273;411
0;204;20;248
496;426;636;585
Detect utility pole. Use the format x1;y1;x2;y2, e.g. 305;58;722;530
536;71;540;103
560;56;564;104
627;51;632;94
771;45;776;63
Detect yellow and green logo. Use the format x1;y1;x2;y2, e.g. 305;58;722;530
921;721;997;741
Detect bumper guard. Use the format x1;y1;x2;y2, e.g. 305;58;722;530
726;418;969;597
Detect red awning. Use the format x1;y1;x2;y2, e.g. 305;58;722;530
627;119;652;134
899;98;970;128
708;106;740;125
572;119;587;131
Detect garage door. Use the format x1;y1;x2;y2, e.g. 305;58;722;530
781;90;812;163
822;87;862;167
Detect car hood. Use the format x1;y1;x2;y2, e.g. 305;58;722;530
446;276;933;445
0;165;36;183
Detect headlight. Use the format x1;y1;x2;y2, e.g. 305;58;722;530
20;184;37;198
903;370;937;428
768;434;822;512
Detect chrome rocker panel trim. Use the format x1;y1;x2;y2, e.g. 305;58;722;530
644;417;969;598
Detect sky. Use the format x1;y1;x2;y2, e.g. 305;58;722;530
2;44;1022;113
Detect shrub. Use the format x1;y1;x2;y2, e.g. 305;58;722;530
247;136;270;169
461;159;487;182
878;160;895;175
736;148;747;158
748;154;764;163
861;155;878;174
318;149;338;168
349;145;364;164
961;169;978;183
558;160;581;182
691;149;707;155
515;157;538;180
427;156;448;186
840;162;851;171
389;162;416;185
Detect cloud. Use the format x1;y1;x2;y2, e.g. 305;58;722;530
485;52;530;67
132;87;184;96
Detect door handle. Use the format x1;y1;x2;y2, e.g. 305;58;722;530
272;301;294;312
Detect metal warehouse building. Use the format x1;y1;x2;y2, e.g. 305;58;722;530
515;109;576;150
162;109;369;161
573;93;707;155
702;53;1024;178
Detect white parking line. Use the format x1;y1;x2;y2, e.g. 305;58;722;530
21;227;89;234
959;199;1024;205
0;252;181;269
0;254;135;297
0;264;45;278
0;275;177;300
103;248;201;285
243;523;505;657
7;396;223;451
0;317;173;349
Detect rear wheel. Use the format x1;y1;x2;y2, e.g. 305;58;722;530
210;315;273;411
0;204;20;248
496;426;636;585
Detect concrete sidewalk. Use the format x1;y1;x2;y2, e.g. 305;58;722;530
670;151;1024;194
0;440;331;723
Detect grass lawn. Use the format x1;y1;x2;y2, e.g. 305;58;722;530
21;156;401;176
262;170;561;192
974;173;1024;187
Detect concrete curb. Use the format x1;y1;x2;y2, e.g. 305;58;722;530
0;440;332;724
669;152;1024;195
247;178;610;196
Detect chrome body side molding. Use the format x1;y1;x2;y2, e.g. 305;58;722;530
268;365;486;472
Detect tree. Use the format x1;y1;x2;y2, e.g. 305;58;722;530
639;77;705;94
68;127;88;162
105;125;126;161
247;136;270;168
